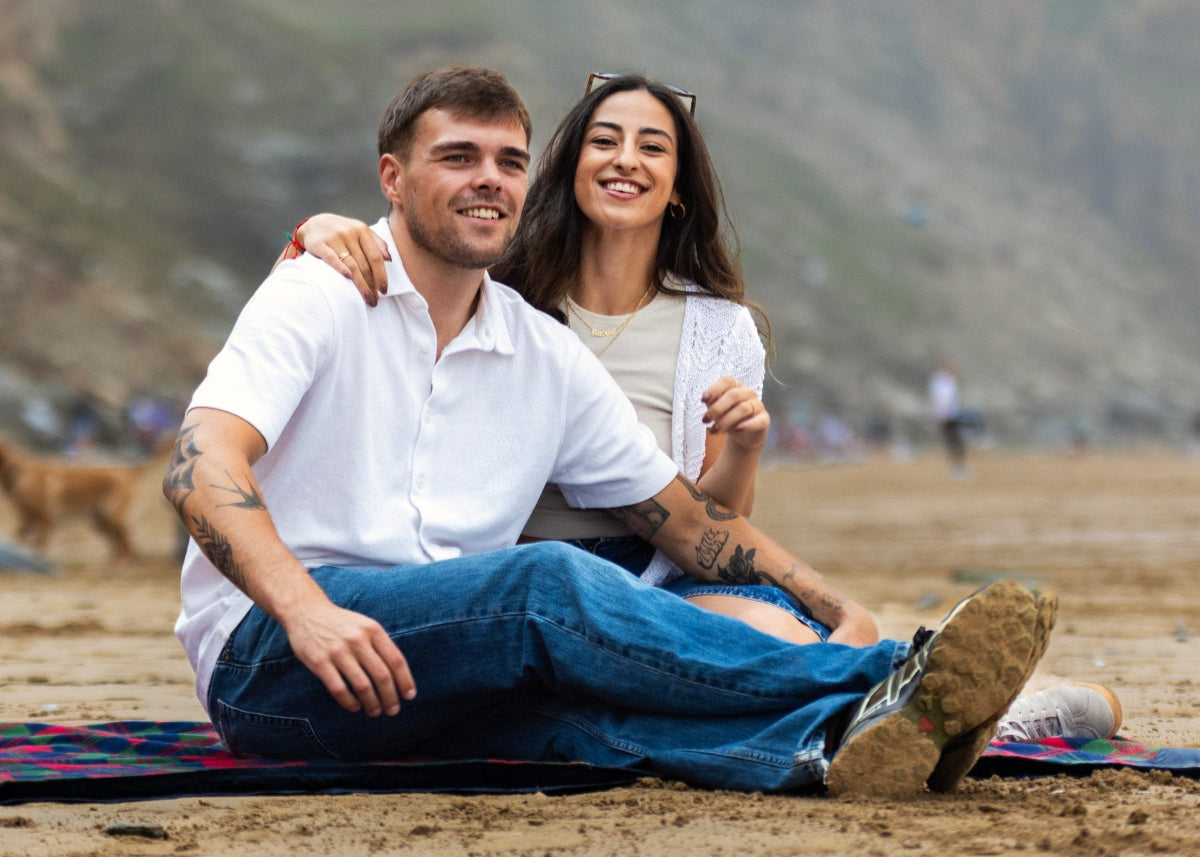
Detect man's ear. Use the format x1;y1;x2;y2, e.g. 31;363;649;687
379;153;405;209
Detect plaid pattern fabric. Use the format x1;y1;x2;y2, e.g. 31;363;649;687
0;721;638;803
1;723;1197;803
0;721;294;781
976;736;1200;779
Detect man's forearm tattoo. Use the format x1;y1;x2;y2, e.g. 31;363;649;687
196;471;263;591
676;474;737;521
612;496;670;541
690;517;840;620
784;565;843;618
162;424;261;592
695;528;729;569
213;471;265;510
163;425;200;515
192;514;247;592
713;548;814;617
716;545;760;584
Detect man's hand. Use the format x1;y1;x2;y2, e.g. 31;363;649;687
825;600;880;647
611;474;879;645
281;600;417;717
165;407;416;715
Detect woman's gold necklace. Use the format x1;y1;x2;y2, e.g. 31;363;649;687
565;283;656;355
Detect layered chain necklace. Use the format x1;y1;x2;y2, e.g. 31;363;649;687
565;283;656;356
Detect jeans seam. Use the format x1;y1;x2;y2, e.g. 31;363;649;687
216;699;342;760
503;700;796;770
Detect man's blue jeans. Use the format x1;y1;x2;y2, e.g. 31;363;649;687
208;542;907;792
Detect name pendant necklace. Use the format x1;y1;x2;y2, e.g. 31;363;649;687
565;282;656;356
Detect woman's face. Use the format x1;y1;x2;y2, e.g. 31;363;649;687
573;89;682;238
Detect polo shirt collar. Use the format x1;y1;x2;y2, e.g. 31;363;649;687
370;218;514;356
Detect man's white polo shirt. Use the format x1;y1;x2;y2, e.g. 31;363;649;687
176;219;677;711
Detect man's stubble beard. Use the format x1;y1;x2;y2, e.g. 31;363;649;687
405;203;515;271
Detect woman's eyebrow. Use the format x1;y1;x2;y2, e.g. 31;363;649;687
587;120;674;142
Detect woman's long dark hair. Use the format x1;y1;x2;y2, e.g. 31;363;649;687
492;74;768;344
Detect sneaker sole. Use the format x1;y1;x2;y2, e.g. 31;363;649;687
825;580;1041;799
1071;681;1123;737
925;587;1058;792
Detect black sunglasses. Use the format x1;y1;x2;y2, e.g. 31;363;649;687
585;72;697;117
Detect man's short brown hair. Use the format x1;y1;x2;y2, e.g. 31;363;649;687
377;65;532;160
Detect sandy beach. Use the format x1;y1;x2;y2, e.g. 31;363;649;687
1;449;1198;856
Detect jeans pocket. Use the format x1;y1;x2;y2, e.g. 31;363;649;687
216;700;340;761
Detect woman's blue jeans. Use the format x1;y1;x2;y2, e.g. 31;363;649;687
208;542;906;792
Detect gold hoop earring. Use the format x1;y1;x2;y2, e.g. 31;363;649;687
668;201;687;220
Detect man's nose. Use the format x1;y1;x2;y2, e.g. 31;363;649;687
473;158;503;189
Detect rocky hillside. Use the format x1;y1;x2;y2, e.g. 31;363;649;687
2;0;1199;450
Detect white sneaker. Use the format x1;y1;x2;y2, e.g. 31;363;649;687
995;682;1122;742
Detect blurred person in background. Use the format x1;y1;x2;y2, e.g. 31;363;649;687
928;360;968;479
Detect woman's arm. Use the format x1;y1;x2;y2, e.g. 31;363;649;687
694;376;769;516
273;214;392;306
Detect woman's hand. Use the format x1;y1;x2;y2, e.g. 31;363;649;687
697;378;770;516
292;214;392;306
702;377;770;452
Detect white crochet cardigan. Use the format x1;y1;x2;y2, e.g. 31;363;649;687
638;281;766;586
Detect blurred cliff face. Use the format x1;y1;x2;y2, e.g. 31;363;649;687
2;0;1199;448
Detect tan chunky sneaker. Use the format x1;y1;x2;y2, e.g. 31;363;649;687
925;587;1058;792
825;580;1043;799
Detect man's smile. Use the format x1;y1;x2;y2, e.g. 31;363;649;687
460;206;504;220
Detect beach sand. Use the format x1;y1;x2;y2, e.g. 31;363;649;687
1;450;1198;855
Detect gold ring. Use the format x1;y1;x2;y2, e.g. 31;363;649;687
337;251;351;261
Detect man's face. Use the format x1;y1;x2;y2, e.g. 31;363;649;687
395;107;530;270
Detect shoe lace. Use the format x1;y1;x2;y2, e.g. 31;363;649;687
995;696;1064;742
909;626;934;657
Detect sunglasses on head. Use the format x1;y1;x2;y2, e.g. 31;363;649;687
585;72;697;117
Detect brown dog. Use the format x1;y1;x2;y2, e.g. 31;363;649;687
0;435;166;559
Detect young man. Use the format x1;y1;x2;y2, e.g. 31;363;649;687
165;65;1051;798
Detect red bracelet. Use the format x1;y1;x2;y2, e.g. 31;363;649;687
283;216;311;259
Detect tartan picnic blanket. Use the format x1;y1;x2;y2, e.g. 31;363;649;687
1;721;1198;804
0;721;638;804
974;735;1200;779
